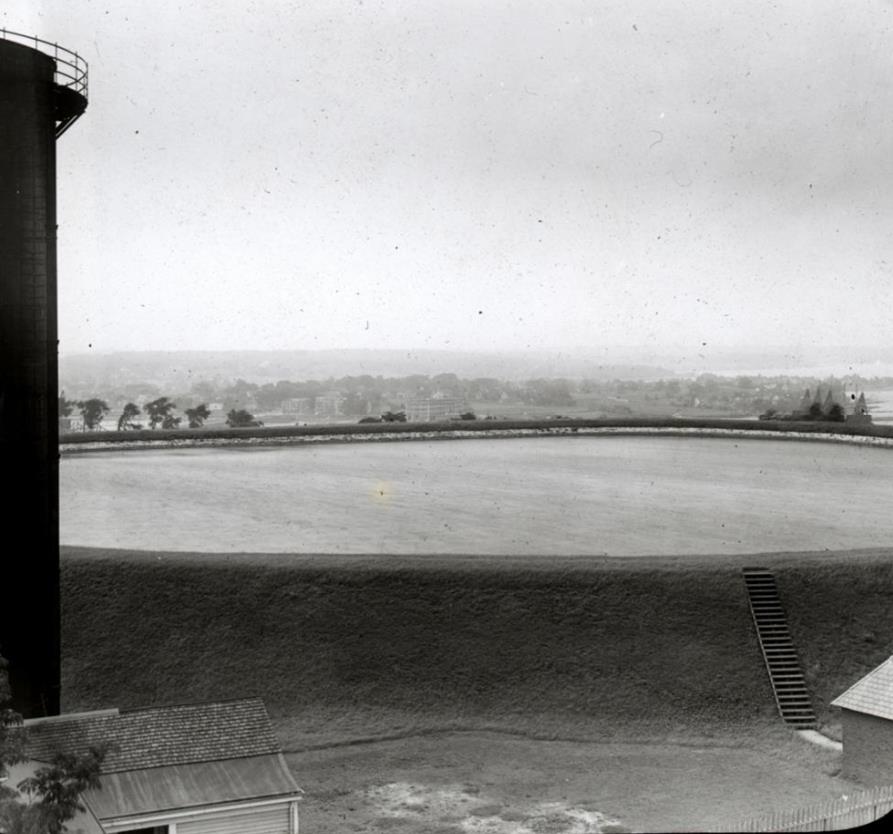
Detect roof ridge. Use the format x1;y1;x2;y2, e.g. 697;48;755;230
24;709;119;726
117;696;267;715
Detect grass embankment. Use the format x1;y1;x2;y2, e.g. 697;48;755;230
60;416;893;448
60;548;893;749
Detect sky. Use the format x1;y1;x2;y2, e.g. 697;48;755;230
5;0;893;359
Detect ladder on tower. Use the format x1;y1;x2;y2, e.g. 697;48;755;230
742;567;817;729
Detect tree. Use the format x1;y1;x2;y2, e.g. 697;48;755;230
189;380;218;402
57;395;75;419
116;403;142;431
1;654;24;782
225;409;262;428
380;410;406;422
161;414;181;430
144;397;176;430
76;399;109;431
184;403;211;428
826;402;846;422
340;392;369;417
14;749;105;834
431;373;461;397
521;379;576;407
1;653;105;834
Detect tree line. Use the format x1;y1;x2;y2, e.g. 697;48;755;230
59;396;260;432
59;371;889;431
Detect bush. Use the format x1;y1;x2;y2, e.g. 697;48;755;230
225;409;262;428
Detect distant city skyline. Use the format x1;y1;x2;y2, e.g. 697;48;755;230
6;1;893;357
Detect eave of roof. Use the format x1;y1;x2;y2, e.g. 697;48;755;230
831;655;893;721
82;753;301;821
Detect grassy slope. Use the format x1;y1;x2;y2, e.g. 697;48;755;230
60;548;893;748
780;558;893;731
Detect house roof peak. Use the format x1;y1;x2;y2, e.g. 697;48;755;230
831;654;893;721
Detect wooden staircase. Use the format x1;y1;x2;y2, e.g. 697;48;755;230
742;567;817;729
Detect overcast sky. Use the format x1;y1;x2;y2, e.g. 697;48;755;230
6;0;893;358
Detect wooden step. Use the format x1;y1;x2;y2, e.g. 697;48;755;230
743;567;816;729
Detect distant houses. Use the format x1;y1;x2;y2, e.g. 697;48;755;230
281;393;346;418
760;386;872;424
58;415;84;433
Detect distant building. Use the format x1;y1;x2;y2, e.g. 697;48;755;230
10;698;303;833
314;393;343;418
59;415;84;432
405;396;468;422
846;392;873;425
832;655;893;785
281;397;313;416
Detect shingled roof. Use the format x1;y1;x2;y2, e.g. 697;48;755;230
24;698;282;773
831;655;893;722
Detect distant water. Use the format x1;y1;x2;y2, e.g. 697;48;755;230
60;436;893;556
709;363;893;379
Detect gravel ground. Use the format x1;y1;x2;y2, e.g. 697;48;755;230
286;728;859;833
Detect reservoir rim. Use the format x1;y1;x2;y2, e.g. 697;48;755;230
59;424;893;456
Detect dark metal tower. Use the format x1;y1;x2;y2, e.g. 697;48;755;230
0;30;88;717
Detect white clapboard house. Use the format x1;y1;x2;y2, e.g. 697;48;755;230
831;654;893;786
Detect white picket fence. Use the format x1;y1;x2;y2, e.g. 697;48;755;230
720;784;893;831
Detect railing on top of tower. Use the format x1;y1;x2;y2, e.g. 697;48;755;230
1;29;89;137
0;28;89;100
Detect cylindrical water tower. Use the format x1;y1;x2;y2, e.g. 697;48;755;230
0;31;87;717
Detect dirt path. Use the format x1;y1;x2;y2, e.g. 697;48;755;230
285;729;858;833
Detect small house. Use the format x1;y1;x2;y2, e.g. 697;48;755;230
846;392;873;425
59;415;85;433
13;697;302;833
831;655;893;785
